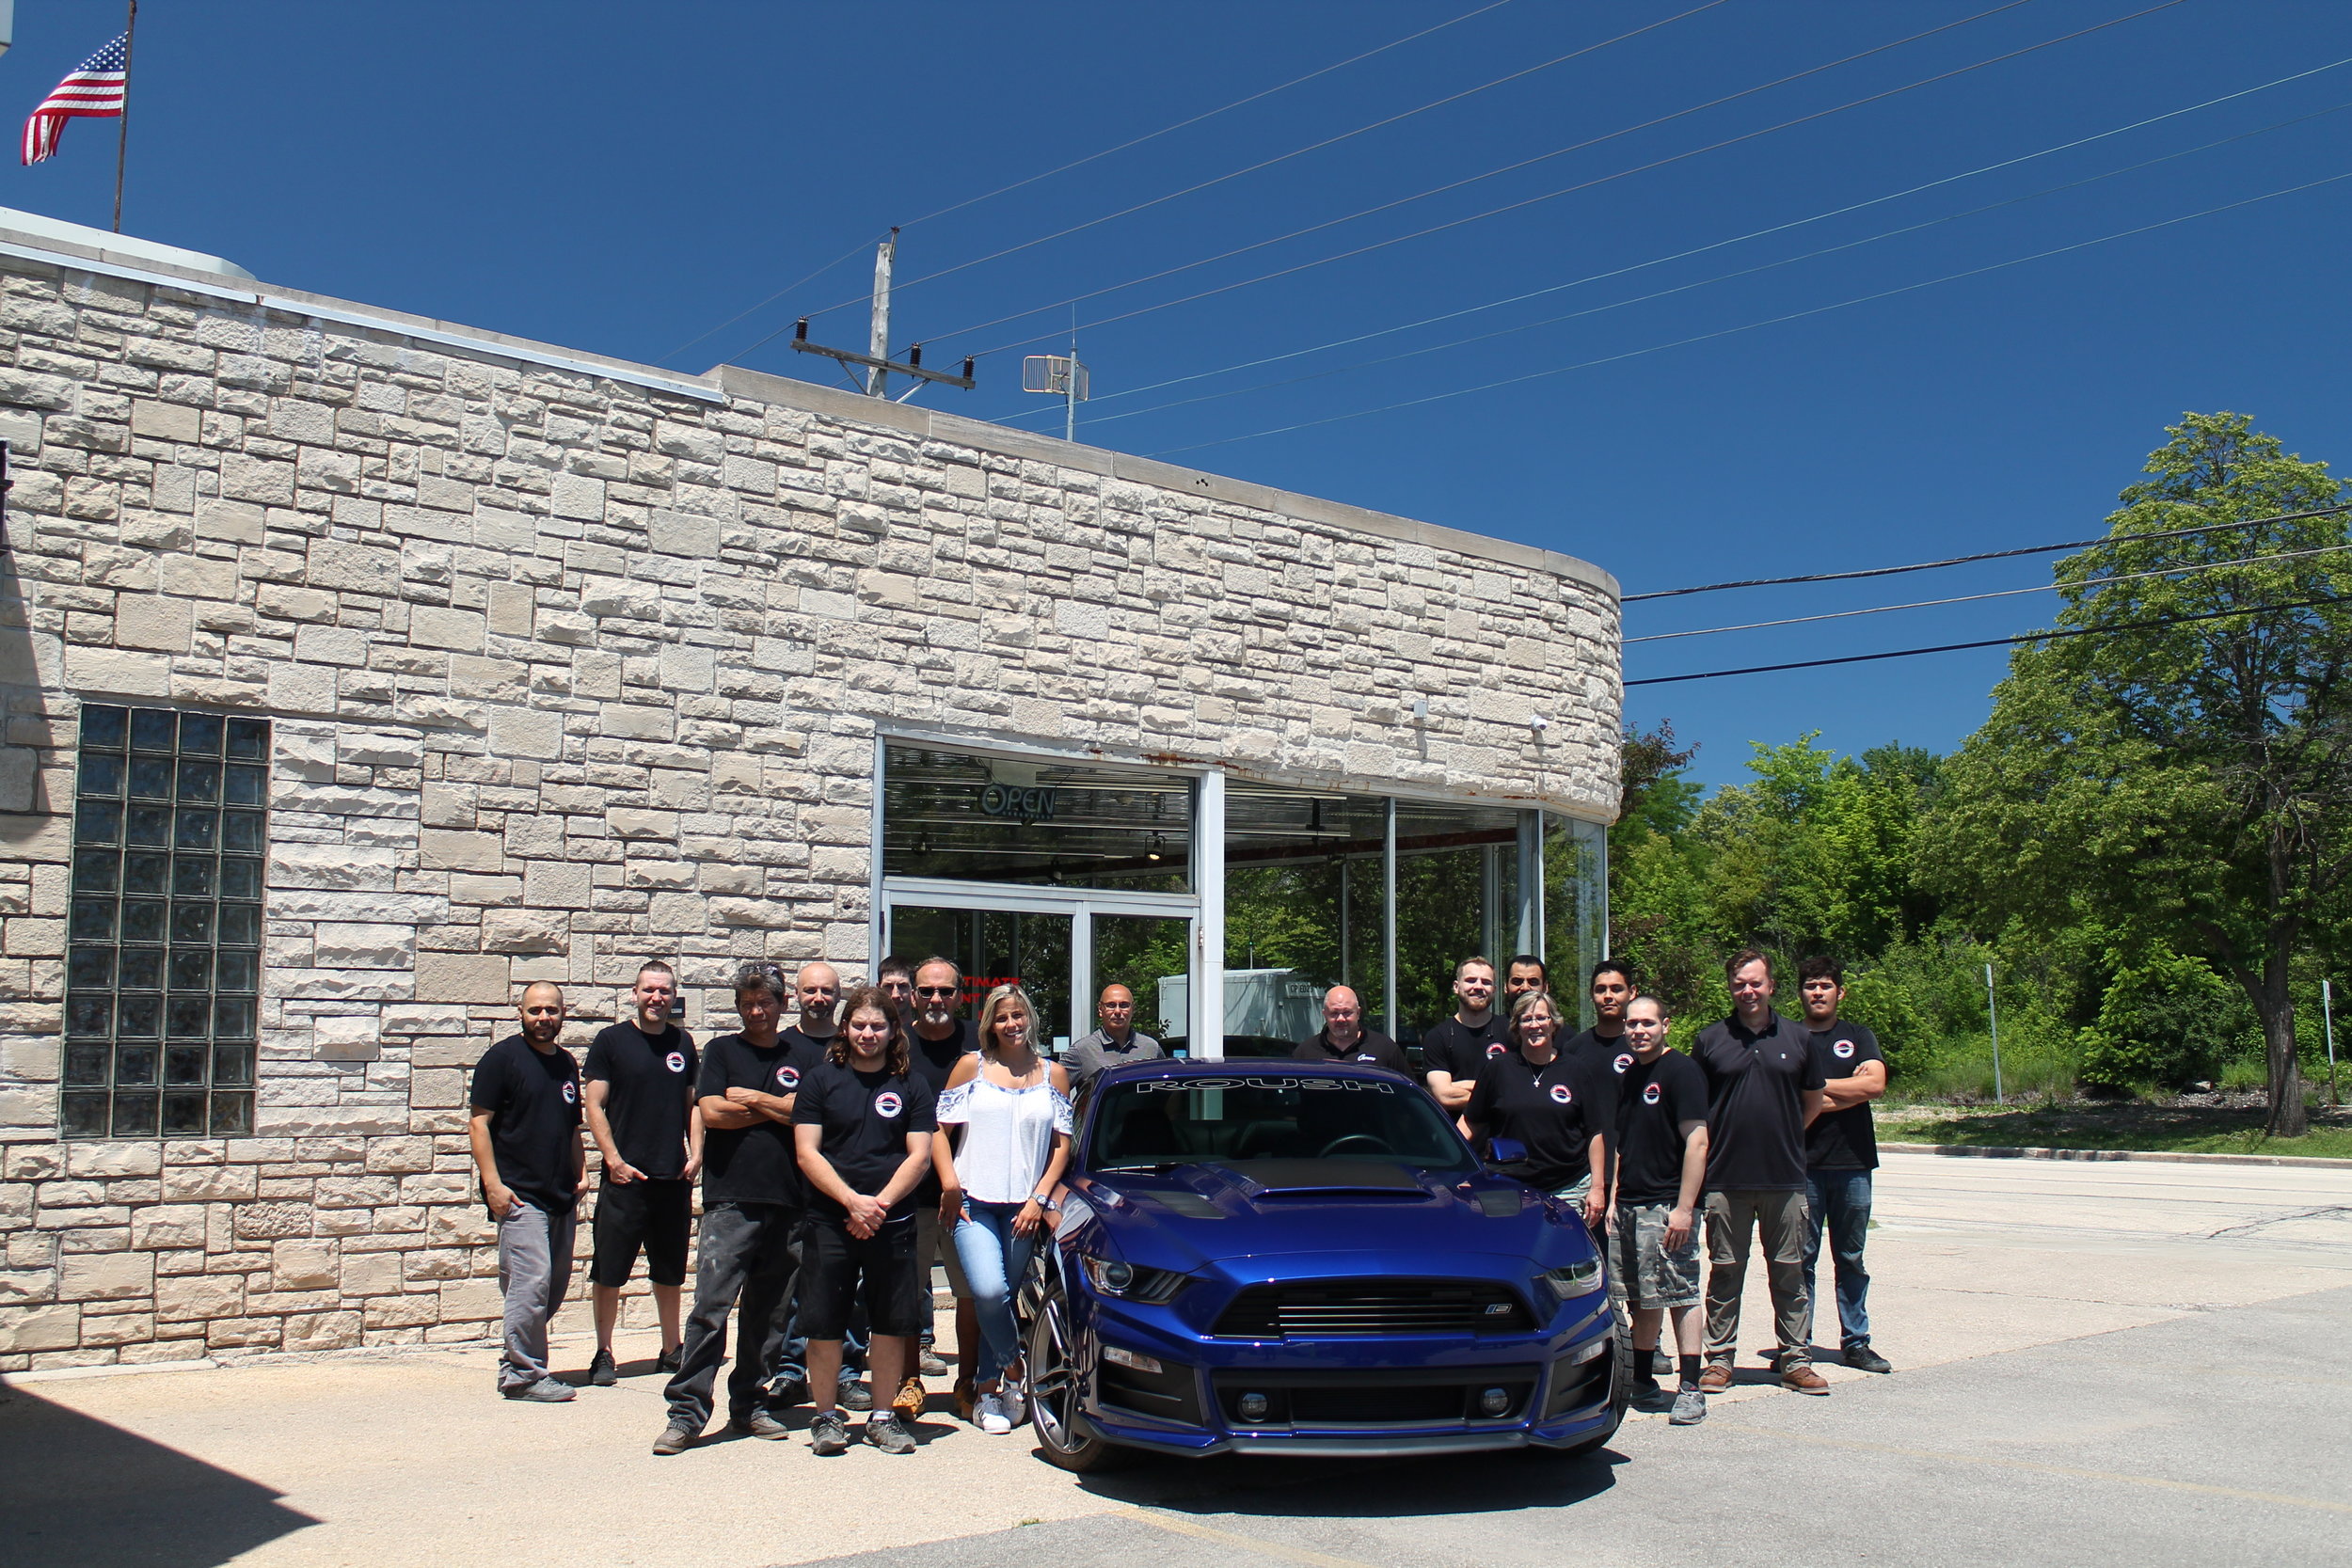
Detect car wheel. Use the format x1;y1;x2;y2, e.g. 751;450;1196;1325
1551;1325;1633;1459
1026;1280;1139;1474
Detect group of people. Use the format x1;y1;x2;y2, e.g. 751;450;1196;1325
465;942;1886;1454
465;956;1073;1457
1429;948;1890;1428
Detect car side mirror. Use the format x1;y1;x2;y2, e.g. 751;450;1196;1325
1485;1136;1527;1171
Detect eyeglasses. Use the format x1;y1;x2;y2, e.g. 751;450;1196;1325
914;986;959;999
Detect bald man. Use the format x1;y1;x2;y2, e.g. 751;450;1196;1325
1295;987;1409;1074
469;982;587;1402
1064;983;1165;1096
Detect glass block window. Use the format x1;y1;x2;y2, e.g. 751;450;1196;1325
62;705;267;1139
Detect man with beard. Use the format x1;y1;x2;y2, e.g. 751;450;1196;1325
469;982;586;1403
904;956;979;1413
1420;957;1506;1112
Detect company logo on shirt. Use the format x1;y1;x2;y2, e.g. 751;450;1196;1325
560;1081;578;1104
1613;1053;1634;1075
1355;1053;1380;1062
776;1065;800;1090
665;1052;686;1073
1486;1041;1509;1058
1548;1083;1573;1105
875;1091;904;1119
1643;1082;1661;1106
1834;1040;1855;1059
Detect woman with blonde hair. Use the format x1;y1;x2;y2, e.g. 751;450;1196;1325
931;983;1073;1434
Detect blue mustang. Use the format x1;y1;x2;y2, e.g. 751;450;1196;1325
1025;1057;1629;1469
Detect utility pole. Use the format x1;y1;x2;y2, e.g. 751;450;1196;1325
866;230;896;398
2326;978;2339;1108
1984;961;2004;1105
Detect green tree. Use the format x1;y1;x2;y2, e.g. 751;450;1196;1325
1918;413;2352;1134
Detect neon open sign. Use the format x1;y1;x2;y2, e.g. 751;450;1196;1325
977;784;1058;824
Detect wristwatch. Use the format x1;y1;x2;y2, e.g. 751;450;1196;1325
1030;1192;1057;1211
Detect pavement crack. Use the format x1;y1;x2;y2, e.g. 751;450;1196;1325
2205;1205;2352;1240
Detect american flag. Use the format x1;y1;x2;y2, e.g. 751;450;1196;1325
22;34;131;167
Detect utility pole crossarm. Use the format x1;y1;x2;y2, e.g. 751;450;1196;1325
788;321;976;388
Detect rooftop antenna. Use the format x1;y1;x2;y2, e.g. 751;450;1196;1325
1023;311;1089;443
789;228;976;403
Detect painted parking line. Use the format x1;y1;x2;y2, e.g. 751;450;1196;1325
1117;1506;1386;1568
1710;1422;2352;1515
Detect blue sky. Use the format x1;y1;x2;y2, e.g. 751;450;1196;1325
7;0;2349;789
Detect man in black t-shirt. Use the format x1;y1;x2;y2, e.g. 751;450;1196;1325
1612;994;1710;1425
1797;956;1892;1374
794;990;938;1456
1693;949;1828;1397
1295;986;1410;1074
905;957;977;1402
655;964;823;1455
468;982;585;1403
1421;957;1506;1112
583;960;700;1387
1502;954;1548;1011
1561;958;1639;1175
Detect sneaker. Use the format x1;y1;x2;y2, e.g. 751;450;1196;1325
1629;1380;1670;1414
728;1408;791;1440
864;1412;916;1453
918;1345;951;1378
1650;1350;1676;1379
809;1409;850;1455
503;1376;576;1402
1780;1363;1831;1395
1696;1364;1733;1394
893;1375;927;1421
656;1345;682;1375
1843;1344;1893;1374
837;1379;873;1412
1668;1387;1708;1425
588;1349;618;1387
1000;1380;1026;1426
652;1418;700;1455
975;1390;1012;1434
766;1374;811;1408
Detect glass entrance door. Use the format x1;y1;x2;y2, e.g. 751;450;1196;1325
1089;912;1193;1047
887;905;1074;1053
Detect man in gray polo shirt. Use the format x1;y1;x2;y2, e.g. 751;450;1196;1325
1062;983;1163;1096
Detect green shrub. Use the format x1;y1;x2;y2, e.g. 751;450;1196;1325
2075;948;2243;1090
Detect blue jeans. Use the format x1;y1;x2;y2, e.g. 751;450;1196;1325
953;1200;1040;1387
1803;1169;1872;1351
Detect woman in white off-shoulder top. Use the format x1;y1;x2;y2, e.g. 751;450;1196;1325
931;983;1073;1435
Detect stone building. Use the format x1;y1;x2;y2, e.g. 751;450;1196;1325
0;209;1621;1369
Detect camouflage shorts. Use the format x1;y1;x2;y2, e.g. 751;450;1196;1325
1613;1200;1702;1310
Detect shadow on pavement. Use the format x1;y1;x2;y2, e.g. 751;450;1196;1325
0;1378;318;1568
1072;1440;1627;1517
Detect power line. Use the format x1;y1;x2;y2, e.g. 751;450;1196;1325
1625;594;2351;687
986;55;2352;429
1051;96;2352;433
1627;539;2352;642
893;0;1518;231
656;2;1516;371
945;0;2164;358
1146;166;2352;457
1627;504;2352;602
803;0;1734;324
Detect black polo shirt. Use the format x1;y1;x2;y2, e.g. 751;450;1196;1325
697;1030;823;1208
1692;1009;1825;1192
1421;1014;1509;1085
1464;1048;1599;1192
582;1020;698;1180
1805;1021;1885;1172
1614;1050;1709;1206
469;1035;581;1215
907;1019;976;1202
1293;1027;1410;1075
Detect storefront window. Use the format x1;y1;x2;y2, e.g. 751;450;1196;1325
1391;799;1524;1044
882;745;1190;892
1544;815;1609;1028
1221;787;1388;1044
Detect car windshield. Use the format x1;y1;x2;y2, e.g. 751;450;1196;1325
1089;1074;1474;1175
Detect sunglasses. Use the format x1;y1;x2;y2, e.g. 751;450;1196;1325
914;986;959;999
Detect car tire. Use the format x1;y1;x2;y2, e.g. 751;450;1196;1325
1026;1279;1140;1474
1550;1325;1633;1459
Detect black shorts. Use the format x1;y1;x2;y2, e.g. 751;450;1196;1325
589;1177;692;1289
795;1213;925;1339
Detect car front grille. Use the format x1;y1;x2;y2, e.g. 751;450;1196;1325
1210;1370;1535;1427
1211;1278;1534;1338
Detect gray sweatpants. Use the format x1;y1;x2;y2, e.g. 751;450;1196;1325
1703;1188;1811;1370
496;1201;577;1391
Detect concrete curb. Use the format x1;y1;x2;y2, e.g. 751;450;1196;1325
1883;1141;2352;1170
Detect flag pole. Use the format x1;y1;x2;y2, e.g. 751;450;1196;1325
112;0;138;233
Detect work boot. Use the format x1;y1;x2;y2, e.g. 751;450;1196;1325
588;1349;618;1387
893;1375;927;1421
918;1344;950;1378
1696;1363;1733;1394
1843;1344;1892;1374
1780;1363;1831;1395
652;1418;700;1455
728;1408;791;1440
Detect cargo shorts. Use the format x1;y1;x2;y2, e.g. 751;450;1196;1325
1613;1199;1702;1311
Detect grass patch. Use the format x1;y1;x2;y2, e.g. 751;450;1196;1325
1879;1101;2352;1161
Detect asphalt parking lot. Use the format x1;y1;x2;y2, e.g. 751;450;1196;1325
4;1151;2348;1568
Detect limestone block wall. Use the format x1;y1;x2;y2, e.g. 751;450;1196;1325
0;230;1619;1367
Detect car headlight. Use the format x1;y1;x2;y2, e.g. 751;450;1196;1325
1538;1259;1603;1305
1081;1255;1188;1304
